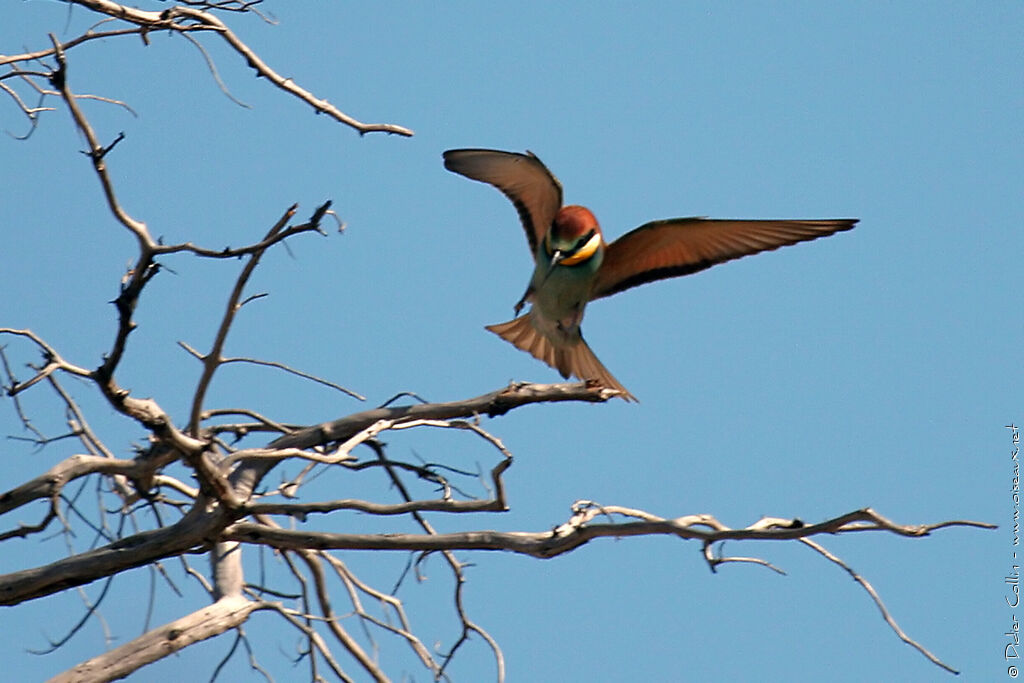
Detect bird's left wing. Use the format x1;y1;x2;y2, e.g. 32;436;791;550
591;218;857;300
443;149;563;255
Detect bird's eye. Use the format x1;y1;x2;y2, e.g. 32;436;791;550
574;230;596;254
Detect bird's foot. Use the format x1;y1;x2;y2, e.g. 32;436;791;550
513;289;531;317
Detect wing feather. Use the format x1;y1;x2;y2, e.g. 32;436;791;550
443;149;563;254
592;218;857;300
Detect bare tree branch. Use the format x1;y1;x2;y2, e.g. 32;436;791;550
0;383;618;610
295;550;387;682
222;506;992;558
222;505;991;677
364;440;505;682
319;551;442;676
243;457;511;518
2;0;413;137
52;595;265;682
49;34;152;249
186;203;306;434
265;381;623;453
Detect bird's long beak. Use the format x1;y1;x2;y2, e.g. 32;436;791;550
533;249;564;290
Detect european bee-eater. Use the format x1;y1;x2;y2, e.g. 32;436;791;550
443;148;857;401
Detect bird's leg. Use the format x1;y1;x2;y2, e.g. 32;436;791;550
513;284;534;316
515;250;562;315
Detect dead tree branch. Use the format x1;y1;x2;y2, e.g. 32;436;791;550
222;506;992;558
51;595;266;682
2;1;412;137
224;505;991;676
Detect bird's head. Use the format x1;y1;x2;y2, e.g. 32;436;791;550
545;205;603;267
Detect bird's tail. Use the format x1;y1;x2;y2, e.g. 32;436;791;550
485;316;637;401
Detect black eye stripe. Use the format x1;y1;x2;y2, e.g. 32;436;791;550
546;229;596;256
575;230;596;252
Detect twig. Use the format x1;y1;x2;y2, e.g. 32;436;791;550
0;345;47;441
179;31;250;108
179;341;364;401
800;537;960;675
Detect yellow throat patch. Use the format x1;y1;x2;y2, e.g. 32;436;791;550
558;232;601;266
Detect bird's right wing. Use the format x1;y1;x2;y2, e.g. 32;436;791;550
443;149;563;255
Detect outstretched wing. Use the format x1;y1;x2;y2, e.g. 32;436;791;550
591;218;858;300
443;149;563;255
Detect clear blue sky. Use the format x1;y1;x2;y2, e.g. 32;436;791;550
1;2;1020;681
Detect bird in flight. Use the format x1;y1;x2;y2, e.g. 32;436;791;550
443;148;857;401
